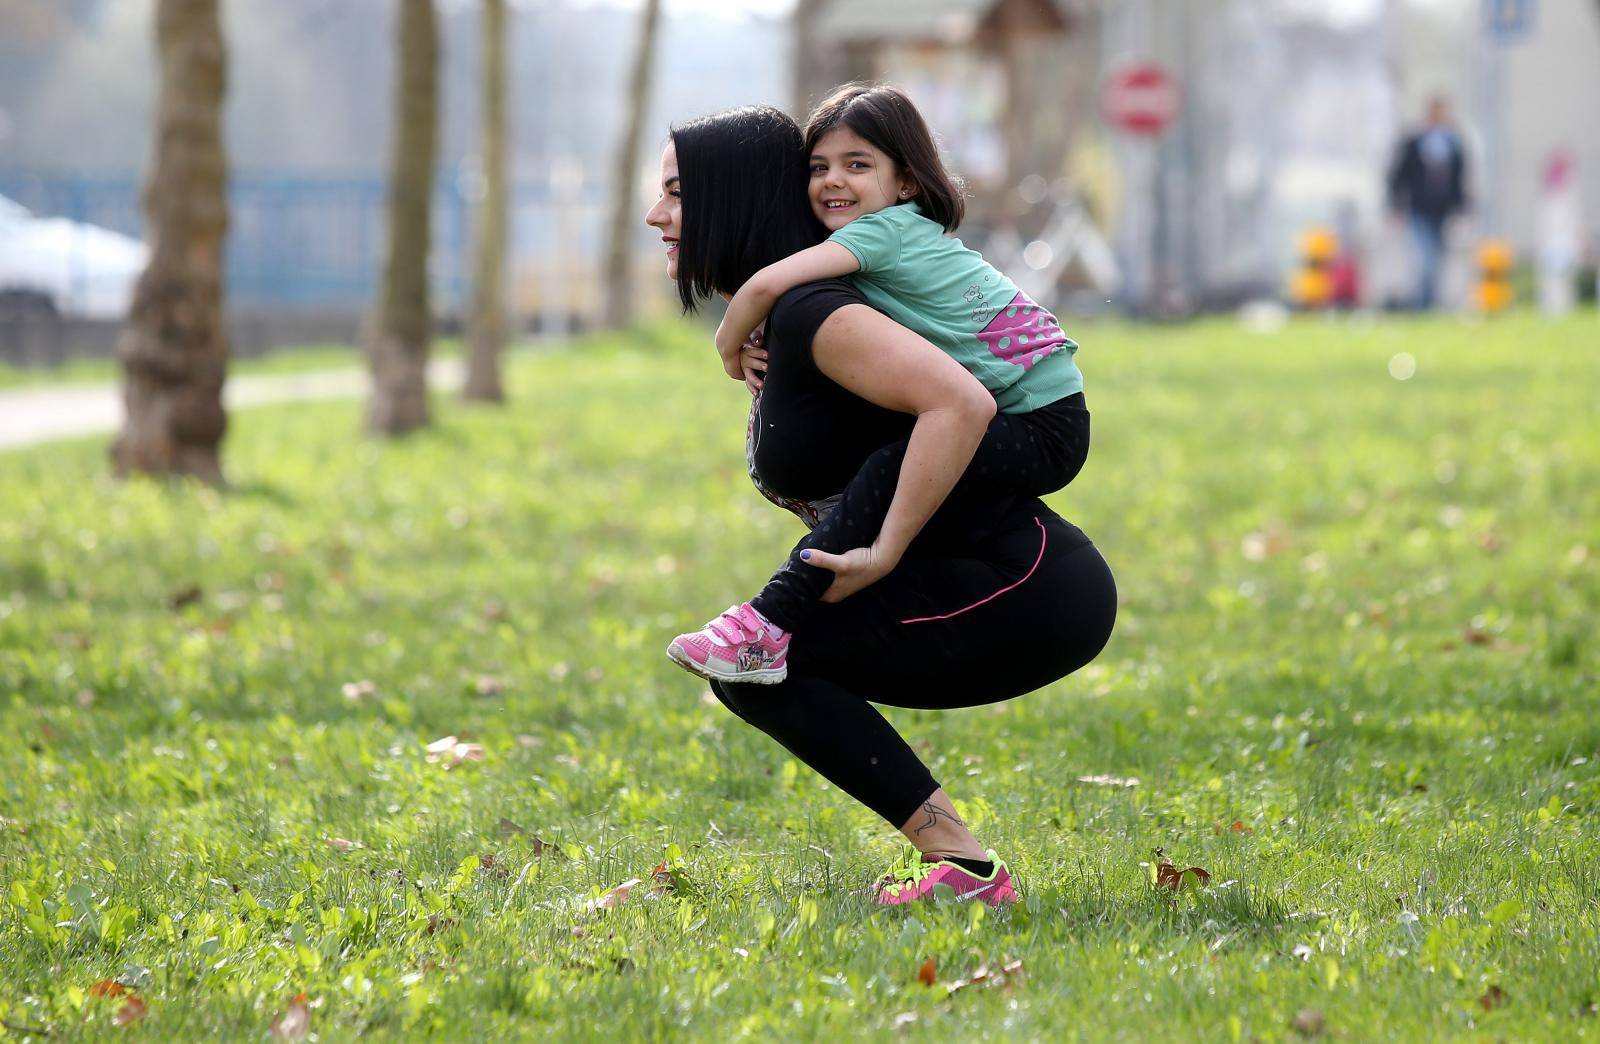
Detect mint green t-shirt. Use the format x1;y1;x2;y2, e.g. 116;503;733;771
827;202;1082;413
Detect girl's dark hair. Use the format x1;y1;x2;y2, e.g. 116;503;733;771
670;105;826;313
804;83;966;232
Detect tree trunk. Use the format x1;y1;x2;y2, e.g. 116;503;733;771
366;0;439;435
463;0;508;403
600;0;662;330
112;0;229;483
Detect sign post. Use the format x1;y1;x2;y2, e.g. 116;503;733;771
1102;61;1180;313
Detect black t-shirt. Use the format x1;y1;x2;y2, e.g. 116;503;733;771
751;280;915;504
750;279;1021;550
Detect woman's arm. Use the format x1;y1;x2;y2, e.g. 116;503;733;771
804;303;995;597
713;243;860;379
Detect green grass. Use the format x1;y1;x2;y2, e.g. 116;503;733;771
1;313;1597;1040
0;339;469;391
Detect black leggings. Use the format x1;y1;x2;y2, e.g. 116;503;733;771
713;506;1116;829
751;394;1090;632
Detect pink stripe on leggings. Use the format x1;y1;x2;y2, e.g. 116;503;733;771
899;517;1047;624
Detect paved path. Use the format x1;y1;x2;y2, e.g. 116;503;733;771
0;358;464;452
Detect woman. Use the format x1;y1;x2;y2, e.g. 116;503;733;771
644;106;1116;906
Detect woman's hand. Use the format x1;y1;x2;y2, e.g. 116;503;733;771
800;543;899;603
739;323;767;396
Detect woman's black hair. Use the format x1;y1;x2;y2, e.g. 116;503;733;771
804;83;966;233
670;105;826;313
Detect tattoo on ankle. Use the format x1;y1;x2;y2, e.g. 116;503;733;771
912;801;964;835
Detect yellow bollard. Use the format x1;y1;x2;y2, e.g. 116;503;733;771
1475;239;1514;313
1290;226;1338;309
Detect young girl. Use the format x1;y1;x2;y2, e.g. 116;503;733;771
667;83;1090;685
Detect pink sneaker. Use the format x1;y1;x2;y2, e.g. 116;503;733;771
666;602;790;684
875;849;1019;908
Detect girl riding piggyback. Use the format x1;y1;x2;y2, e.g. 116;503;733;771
667;83;1092;686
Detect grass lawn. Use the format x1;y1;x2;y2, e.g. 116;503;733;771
0;339;472;391
1;313;1596;1040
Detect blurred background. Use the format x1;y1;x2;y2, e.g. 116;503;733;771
1;0;1597;369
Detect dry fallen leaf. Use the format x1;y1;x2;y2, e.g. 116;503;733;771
424;736;486;769
324;837;364;853
341;680;377;702
649;861;676;897
1213;819;1254;835
1480;985;1507;1012
941;957;1024;996
917;957;937;986
1461;627;1529;654
113;996;148;1026
583;878;642;912
90;979;127;998
169;583;203;610
1155;857;1211;890
497;816;525;838
269;992;310;1040
1291;1008;1325;1036
474;674;507;697
1075;774;1140;788
945;964;992;995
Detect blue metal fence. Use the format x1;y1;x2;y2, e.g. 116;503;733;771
0;170;493;312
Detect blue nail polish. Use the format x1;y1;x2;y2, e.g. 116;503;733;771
800;550;811;560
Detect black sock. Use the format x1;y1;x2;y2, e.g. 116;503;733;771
938;854;994;878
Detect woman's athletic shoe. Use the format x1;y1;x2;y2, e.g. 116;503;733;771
666;602;790;684
875;849;1019;907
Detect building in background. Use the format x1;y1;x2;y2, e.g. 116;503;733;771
2;0;1597;347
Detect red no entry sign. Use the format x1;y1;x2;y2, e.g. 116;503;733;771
1102;62;1180;136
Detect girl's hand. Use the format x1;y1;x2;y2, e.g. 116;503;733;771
714;318;752;380
800;543;899;603
742;359;766;397
739;326;768;396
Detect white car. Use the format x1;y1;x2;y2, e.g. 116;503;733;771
0;193;148;319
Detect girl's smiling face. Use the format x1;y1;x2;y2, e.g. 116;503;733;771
644;142;682;279
807;127;916;232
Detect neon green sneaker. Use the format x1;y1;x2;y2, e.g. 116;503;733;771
875;848;1018;907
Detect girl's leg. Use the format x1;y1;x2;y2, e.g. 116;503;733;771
749;436;907;632
749;397;1089;633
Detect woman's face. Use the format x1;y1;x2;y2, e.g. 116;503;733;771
643;142;681;280
808;126;914;233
